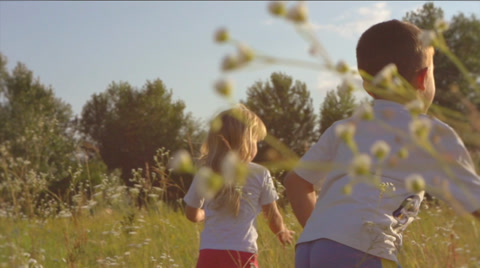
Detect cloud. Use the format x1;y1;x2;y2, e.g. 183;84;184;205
311;2;392;40
263;19;276;26
316;72;341;91
315;72;364;93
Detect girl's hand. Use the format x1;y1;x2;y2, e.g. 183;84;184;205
277;228;295;247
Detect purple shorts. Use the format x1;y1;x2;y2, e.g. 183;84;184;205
295;239;401;268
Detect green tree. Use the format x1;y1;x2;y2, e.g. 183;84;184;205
0;53;79;213
403;3;480;150
242;72;318;163
79;79;203;185
319;86;357;135
0;54;76;178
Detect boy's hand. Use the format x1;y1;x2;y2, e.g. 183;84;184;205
277;228;295;247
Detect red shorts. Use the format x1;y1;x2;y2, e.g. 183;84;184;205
196;249;258;268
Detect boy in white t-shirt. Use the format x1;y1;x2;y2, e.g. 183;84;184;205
184;104;294;268
285;19;480;268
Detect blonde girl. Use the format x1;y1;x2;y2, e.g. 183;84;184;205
184;104;294;268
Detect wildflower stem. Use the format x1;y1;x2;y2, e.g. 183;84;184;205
256;54;325;70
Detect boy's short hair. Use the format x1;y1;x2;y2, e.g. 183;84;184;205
356;19;429;83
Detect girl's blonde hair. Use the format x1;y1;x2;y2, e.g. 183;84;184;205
200;104;267;216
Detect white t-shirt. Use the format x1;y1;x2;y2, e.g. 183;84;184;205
184;162;279;253
294;99;480;262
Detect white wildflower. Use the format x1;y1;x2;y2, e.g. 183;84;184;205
353;102;374;121
88;200;97;208
405;99;425;117
221;151;248;187
221;54;239;71
168;149;193;173
153;187;164;193
72;194;83;204
335;122;356;141
335;60;349;74
409;117;432;141
370;140;390;160
268;1;287;17
214;27;230;43
286;1;308;23
214;78;234;97
237;43;255;63
220;152;240;186
379;182;396;193
418;30;437;47
435;18;449;32
349;154;371;177
372;63;397;86
58;210;72;218
405;174;426;193
337;79;355;95
129;188;140;196
196;167;223;200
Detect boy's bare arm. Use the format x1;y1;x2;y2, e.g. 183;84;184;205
284;171;316;228
473;209;480;219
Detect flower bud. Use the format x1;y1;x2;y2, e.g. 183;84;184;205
286;2;308;23
210;116;223;133
221;54;239;71
237;43;255;63
214;27;230;43
268;1;287;17
214;78;234;97
335;60;349;74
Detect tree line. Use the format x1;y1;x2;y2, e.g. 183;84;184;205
0;3;479;212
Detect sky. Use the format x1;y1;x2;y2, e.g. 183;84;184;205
1;1;479;125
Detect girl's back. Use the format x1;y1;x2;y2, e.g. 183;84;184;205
185;162;278;253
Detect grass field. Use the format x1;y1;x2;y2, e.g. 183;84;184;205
1;198;479;268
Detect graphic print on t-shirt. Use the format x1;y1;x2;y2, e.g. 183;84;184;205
392;195;421;226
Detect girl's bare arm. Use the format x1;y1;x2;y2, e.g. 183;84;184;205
262;202;294;246
185;205;205;222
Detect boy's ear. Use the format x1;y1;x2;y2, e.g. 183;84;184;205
416;67;429;91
